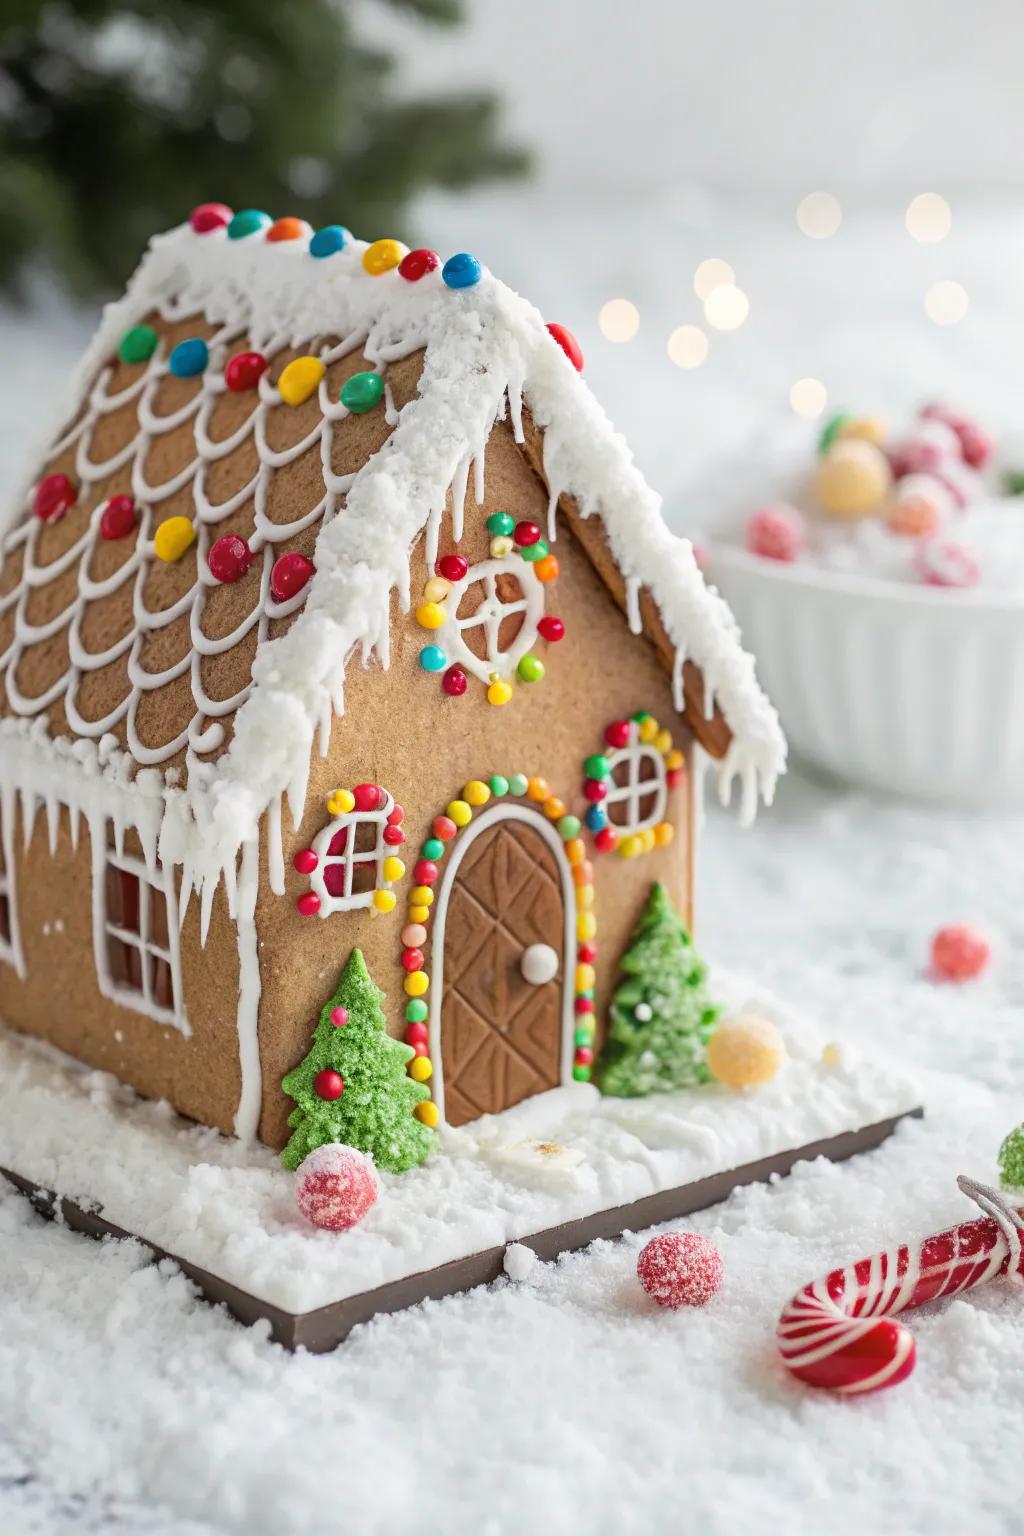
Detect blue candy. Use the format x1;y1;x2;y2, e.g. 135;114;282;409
168;337;209;378
442;252;482;290
310;225;350;259
584;804;608;832
418;645;448;673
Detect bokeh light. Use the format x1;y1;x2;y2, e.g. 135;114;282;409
796;192;842;239
906;194;952;243
925;280;968;324
667;325;709;369
693;258;735;301
789;378;827;417
598;299;640;343
703;285;749;331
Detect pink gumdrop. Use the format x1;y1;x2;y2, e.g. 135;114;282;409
931;924;991;982
295;1144;378;1232
637;1231;724;1308
889;421;960;478
921;404;993;470
744;505;804;563
915;538;980;589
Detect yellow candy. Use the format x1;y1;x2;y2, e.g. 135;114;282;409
577;884;594;909
410;885;434;907
373;889;397;914
526;777;550;803
447;800;472;827
382;856;406;883
618;834;644;859
326;788;355;816
404;970;429;997
414;1099;440;1127
653;821;674;847
153;515;196;563
640;827;656;853
407;905;430;925
837;415;887;448
423;577;450;602
463;781;491;807
821;1041;844;1070
416;601;446;630
543;798;566;821
577;911;597;942
814;440;892;519
638;716;659;744
654;729;673;755
408;1055;433;1083
575;962;596;992
706;1013;785;1089
362;238;405;275
277;355;325;406
565;838;586;867
665;750;685;771
487;676;513;706
490;536;513;557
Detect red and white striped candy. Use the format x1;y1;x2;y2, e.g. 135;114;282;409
778;1181;1024;1395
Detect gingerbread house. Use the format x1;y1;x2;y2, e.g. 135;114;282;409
0;207;786;1153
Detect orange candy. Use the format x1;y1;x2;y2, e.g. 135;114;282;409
535;555;559;583
526;777;550;802
572;860;594;888
267;217;312;243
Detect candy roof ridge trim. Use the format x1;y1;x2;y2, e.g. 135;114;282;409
4;219;785;892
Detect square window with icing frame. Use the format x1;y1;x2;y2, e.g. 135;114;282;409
97;843;187;1032
604;744;668;835
0;793;25;977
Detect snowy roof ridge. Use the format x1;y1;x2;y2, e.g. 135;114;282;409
5;221;785;887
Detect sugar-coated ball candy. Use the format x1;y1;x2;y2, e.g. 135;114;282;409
886;474;945;537
931;923;991;982
814;440;892;518
637;1231;724;1308
920;402;993;470
915;537;979;589
706;1013;785;1088
330;1006;349;1027
888;420;960;478
745;503;805;562
295;1144;377;1232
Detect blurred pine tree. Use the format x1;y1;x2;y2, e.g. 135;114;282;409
0;0;529;299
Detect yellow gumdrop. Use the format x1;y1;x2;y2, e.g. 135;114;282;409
407;905;430;925
153;515;196;563
278;355;325;406
408;1055;433;1083
706;1013;786;1089
326;788;355;816
423;577;450;602
447;800;472;827
487;676;513;706
362;238;405;275
575;962;596;992
654;729;673;755
410;886;434;907
577;911;597;942
638;716;659;744
416;601;446;630
373;888;397;914
565;838;586;866
415;1099;440;1127
618;834;644;859
382;856;406;883
463;781;491;807
653;821;674;847
665;750;685;771
404;970;430;997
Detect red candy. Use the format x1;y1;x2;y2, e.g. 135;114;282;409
296;892;321;916
225;350;269;393
442;666;467;697
921;403;992;469
383;825;405;846
574;997;595;1015
34;473;77;524
413;860;438;886
432;816;457;841
314;1069;344;1100
514;521;541;547
546;322;584;372
667;768;686;790
578;943;598;965
931;923;991;982
401;948;425;973
745;504;804;563
915;537;979;590
353;783;385;813
190;202;233;234
583;779;608;803
270;552;315;603
405;1021;429;1046
594;827;618;852
537;615;565;642
399;248;441;282
99;495;137;540
575;1046;594;1065
208;533;254;584
387;804;405;826
294;1144;377;1232
330;1006;349;1027
604;720;631;749
437;553;469;582
637;1232;723;1309
292;848;318;874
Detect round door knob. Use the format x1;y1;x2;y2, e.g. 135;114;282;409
521;943;559;985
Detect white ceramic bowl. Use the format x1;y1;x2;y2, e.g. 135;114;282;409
709;546;1024;806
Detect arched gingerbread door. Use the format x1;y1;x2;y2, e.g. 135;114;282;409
430;805;575;1126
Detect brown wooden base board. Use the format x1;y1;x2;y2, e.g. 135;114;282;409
2;1107;921;1352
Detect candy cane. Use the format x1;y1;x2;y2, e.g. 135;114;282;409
777;1178;1024;1394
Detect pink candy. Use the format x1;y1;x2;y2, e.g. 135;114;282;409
915;537;979;589
637;1231;723;1308
745;504;804;563
931;923;991;982
921;402;993;470
295;1144;378;1231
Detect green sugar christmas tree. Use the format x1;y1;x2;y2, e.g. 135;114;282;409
998;1121;1024;1190
281;948;434;1174
597;883;719;1098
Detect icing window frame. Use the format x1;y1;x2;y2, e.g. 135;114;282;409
94;842;187;1032
0;793;25;978
434;556;544;683
604;743;668;836
309;791;397;915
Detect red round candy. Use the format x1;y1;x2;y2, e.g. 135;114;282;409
402;948;425;973
383;826;405;846
637;1232;724;1309
387;804;404;826
537;615;565;642
594;827;618;852
575;997;595;1015
442;666;468;697
292;848;318;874
330;1006;349;1027
578;943;598;965
546;322;584;372
271;552;315;603
297;891;321;916
99;495;137;540
575;1046;594;1066
515;521;541;547
432;816;457;842
225;350;269;393
604;720;631;749
583;779;608;803
745;504;804;563
931;923;991;982
295;1144;377;1232
314;1069;345;1101
667;768;685;789
353;783;385;813
399;248;441;282
190;202;233;234
411;1040;429;1056
208;533;254;584
437;553;469;582
413;860;438;886
405;1021;429;1046
34;473;77;523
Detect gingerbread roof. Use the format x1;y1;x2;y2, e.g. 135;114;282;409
0;214;784;896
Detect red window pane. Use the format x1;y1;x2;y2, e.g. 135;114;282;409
0;895;9;945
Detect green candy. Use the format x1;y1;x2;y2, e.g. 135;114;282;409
574;1025;594;1048
557;815;581;841
341;370;385;414
489;774;510;796
517;653;544;683
572;1064;592;1082
406;999;429;1023
421;838;444;861
487;511;514;537
508;773;529;796
999;1122;1024;1189
631;710;650;724
118;325;158;365
818;412;851;455
519;539;549;563
228;208;271;240
583;754;610;781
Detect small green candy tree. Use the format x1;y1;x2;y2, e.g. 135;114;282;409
597;883;719;1097
998;1121;1024;1190
281;948;434;1174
